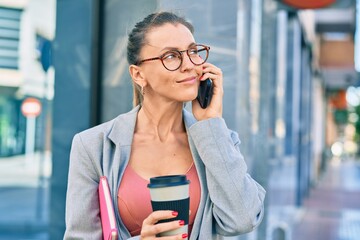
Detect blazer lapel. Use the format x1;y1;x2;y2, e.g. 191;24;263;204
108;106;140;146
183;109;206;240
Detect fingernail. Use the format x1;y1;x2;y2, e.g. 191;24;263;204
172;211;178;216
182;233;188;238
179;220;185;226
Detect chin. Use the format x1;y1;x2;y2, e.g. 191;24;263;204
185;94;198;102
177;89;198;102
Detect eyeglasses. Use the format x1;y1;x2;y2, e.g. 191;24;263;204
137;44;210;71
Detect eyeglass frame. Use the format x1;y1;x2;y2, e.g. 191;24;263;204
136;44;210;71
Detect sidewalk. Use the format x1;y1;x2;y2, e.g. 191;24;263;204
0;152;52;187
0;153;51;240
291;158;360;240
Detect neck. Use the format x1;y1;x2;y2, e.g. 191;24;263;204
137;101;185;142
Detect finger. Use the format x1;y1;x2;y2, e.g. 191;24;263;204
202;63;222;76
157;233;189;240
143;210;178;225
146;220;185;237
200;67;223;86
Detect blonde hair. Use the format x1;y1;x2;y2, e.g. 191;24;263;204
132;82;143;107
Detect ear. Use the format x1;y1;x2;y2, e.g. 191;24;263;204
129;64;147;87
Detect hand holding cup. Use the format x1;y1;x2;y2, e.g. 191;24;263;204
146;175;190;239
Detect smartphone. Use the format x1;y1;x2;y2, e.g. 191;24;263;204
197;78;213;109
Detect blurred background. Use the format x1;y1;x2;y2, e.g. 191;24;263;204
0;0;359;239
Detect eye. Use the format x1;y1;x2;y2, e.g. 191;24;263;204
162;51;180;61
188;47;198;55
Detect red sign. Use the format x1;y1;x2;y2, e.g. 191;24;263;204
329;90;347;110
21;97;42;117
282;0;335;9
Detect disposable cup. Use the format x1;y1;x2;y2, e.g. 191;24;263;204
148;175;190;239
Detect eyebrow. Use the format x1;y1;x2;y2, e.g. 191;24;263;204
159;42;197;52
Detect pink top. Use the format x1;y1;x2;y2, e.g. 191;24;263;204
118;164;201;237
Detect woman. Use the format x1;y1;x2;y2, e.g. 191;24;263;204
64;11;265;240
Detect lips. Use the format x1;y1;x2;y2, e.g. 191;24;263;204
176;76;197;83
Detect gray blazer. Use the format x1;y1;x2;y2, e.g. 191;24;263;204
64;106;266;240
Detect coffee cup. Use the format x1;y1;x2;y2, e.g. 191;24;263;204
147;175;190;239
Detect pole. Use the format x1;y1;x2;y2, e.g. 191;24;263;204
25;116;36;166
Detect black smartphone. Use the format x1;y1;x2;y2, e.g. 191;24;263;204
197;78;213;109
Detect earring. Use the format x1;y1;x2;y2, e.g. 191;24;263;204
141;85;145;95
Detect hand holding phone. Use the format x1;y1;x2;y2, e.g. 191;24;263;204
197;78;213;109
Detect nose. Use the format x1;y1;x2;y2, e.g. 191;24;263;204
180;51;195;71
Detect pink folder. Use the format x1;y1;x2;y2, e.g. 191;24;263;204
98;176;119;240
